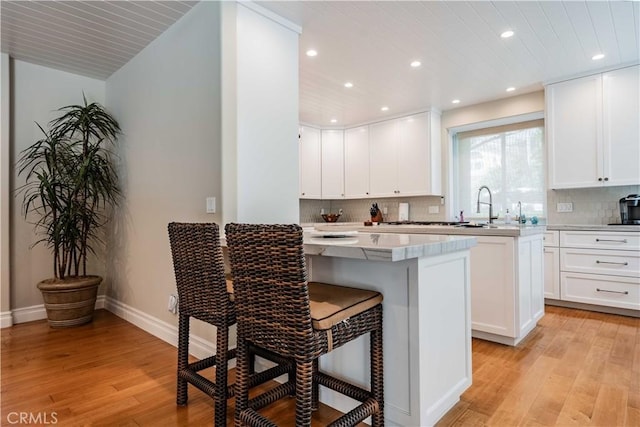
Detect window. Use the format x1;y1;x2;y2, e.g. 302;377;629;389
453;119;545;221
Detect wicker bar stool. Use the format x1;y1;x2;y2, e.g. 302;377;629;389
225;223;384;427
168;222;291;427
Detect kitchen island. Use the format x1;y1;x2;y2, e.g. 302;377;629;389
301;231;476;426
314;223;546;346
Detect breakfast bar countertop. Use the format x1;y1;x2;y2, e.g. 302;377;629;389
308;222;546;237
303;231;477;262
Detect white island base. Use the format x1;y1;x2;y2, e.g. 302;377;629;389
303;233;474;426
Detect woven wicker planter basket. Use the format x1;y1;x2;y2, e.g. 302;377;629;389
37;276;102;328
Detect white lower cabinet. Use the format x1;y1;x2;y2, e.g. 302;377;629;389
549;230;640;315
543;231;560;299
561;272;640;311
470;234;544;346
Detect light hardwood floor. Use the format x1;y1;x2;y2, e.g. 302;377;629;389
1;305;638;426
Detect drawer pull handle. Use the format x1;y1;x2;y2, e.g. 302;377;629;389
596;288;629;295
595;238;628;243
596;260;629;266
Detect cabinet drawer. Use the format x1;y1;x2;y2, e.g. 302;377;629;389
543;231;559;247
560;231;640;250
560;248;640;278
561;272;640;311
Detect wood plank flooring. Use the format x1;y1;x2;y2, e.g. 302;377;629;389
437;305;639;427
1;305;638;426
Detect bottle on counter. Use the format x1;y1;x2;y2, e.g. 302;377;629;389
504;209;512;224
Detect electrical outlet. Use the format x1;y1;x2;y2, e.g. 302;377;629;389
168;294;178;314
428;205;440;214
382;206;388;215
556;202;573;212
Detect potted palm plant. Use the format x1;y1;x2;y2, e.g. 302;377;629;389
18;95;121;327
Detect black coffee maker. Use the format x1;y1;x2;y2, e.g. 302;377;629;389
619;194;640;225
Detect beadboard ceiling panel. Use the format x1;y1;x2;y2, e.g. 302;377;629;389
1;1;197;80
2;1;638;127
257;0;639;126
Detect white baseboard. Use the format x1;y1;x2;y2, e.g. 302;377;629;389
11;304;47;324
11;295;107;325
0;311;13;328
103;296;218;360
7;295;219;361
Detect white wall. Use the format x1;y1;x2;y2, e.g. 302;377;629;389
221;3;300;224
1;53;11;326
10;60;106;315
105;1;222;329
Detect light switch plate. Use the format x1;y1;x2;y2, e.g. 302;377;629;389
428;205;440;214
206;197;216;213
556;202;573;212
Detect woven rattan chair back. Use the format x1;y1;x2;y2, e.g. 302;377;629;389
224;223;314;359
168;222;233;325
168;222;234;426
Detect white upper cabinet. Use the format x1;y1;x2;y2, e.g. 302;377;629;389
397;112;440;196
546;74;602;189
298;111;441;200
299;126;321;199
370;112;441;197
602;65;640;186
547;65;639;189
369;119;399;197
344;126;370;198
321;129;345;199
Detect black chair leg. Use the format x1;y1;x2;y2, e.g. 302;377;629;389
295;361;314;427
234;337;251;427
176;314;189;405
371;316;384;426
214;321;230;427
312;359;319;411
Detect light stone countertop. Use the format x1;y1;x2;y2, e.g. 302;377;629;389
309;222;545;237
303;231;477;262
546;224;640;232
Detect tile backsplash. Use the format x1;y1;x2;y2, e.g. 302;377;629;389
301;185;640;225
547;185;640;225
300;196;446;224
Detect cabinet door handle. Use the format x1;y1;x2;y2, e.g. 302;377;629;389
595;238;628;243
598;177;603;181
596;260;629;266
604;177;609;181
596;288;629;295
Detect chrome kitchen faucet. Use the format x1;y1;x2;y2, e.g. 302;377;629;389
476;185;494;224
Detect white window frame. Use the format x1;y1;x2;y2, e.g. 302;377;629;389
446;111;545;222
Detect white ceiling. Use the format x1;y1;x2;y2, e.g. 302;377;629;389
1;1;197;80
2;1;639;127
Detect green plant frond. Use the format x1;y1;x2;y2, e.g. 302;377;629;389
17;96;121;278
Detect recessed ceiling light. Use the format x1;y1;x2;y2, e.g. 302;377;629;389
500;30;514;38
381;106;389;111
506;87;516;92
452;99;461;104
410;60;422;68
306;49;317;57
592;53;605;60
330;119;337;123
344;82;353;88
